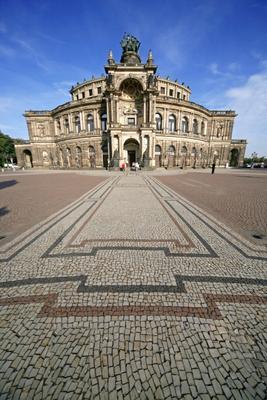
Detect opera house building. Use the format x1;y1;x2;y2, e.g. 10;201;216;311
15;34;246;169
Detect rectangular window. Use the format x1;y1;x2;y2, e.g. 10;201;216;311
177;92;180;99
89;89;93;96
160;87;165;95
127;117;135;125
169;89;174;96
82;92;85;98
183;94;186;100
97;87;102;94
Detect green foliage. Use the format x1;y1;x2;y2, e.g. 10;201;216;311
244;156;266;165
0;130;24;167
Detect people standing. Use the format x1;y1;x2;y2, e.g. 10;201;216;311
211;162;216;174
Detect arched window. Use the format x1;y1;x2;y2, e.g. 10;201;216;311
155;113;162;130
201;121;205;135
75;116;81;133
101;113;107;131
181;116;189;133
87;114;94;132
168;114;176;132
193;119;198;134
64;118;69;134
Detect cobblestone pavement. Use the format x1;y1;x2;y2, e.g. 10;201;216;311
157;170;267;245
0;174;266;399
0;173;107;246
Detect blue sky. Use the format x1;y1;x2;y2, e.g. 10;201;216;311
0;0;267;156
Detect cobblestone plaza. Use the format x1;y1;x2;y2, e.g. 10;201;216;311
0;169;266;399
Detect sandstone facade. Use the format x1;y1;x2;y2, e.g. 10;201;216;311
15;36;246;169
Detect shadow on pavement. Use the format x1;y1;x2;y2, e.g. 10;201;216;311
0;207;10;217
0;180;17;190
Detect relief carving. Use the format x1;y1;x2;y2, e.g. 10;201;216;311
37;123;46;136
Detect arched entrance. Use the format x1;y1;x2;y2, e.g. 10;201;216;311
23;149;33;168
59;149;63;167
88;146;96;168
191;147;197;168
123;138;139;168
167;145;176;167
66;148;71;168
155;145;162;167
229;148;239;167
180;146;187;168
76;146;82;168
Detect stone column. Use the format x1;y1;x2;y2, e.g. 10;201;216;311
54;120;58;136
60;116;64;135
163;108;167;132
94;109;98;130
119;135;123;160
106;98;110;126
110;94;114;123
81;144;89;167
114;96;118;124
80;111;84;131
68;114;72;133
148;93;152;124
177;110;181;134
143;95;147;124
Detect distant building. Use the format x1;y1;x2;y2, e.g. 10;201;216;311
15;34;246;169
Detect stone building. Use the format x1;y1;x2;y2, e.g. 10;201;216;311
15;34;246;169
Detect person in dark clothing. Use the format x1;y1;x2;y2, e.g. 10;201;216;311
211;162;216;174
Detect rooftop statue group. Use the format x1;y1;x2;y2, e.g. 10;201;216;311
120;33;141;54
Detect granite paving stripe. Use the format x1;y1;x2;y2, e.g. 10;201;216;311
0;176;111;255
41;181;117;258
43;245;215;258
151;176;267;258
43;176;218;259
0;292;265;320
0;177;116;262
1;273;266;293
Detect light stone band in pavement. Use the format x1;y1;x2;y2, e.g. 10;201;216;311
0;174;266;399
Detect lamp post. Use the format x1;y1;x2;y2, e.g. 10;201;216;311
107;133;111;170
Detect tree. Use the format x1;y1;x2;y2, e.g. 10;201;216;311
0;131;26;166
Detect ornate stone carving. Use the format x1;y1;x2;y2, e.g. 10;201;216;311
120;33;140;53
120;33;141;64
37;123;45;136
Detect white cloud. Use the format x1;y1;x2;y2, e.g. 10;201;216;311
225;64;267;156
0;44;16;57
208;62;242;79
209;63;220;75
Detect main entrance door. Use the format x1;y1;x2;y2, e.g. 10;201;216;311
128;150;136;167
123;138;139;167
